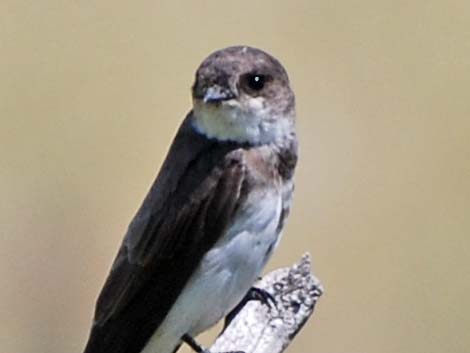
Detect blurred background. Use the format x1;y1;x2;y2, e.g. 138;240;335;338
1;1;469;353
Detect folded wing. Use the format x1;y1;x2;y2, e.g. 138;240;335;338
83;115;248;353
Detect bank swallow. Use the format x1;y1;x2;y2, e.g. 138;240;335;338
83;45;298;353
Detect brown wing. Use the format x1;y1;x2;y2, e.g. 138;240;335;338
83;114;248;353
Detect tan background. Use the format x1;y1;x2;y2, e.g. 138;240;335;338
1;1;469;353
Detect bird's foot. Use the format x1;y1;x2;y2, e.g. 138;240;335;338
182;334;244;353
182;334;207;353
223;287;276;331
245;287;277;308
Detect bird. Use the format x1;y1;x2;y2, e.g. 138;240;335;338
82;45;298;353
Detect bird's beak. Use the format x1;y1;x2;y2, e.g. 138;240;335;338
203;86;235;104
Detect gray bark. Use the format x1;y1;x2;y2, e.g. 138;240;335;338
210;254;324;353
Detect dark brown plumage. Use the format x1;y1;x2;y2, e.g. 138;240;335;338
82;46;297;353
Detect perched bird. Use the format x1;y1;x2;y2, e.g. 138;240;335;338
83;46;298;353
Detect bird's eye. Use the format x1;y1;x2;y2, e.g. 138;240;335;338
241;73;270;94
247;74;265;90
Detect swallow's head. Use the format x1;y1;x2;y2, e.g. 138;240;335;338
192;46;295;145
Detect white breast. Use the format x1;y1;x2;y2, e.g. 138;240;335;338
141;189;283;353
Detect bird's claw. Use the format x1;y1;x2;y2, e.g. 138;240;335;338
223;287;276;332
246;287;277;309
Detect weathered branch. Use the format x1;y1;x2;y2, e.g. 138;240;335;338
210;254;323;353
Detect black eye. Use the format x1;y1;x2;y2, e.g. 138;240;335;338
241;74;269;93
247;74;265;90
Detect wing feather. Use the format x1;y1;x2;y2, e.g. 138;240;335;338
83;115;248;353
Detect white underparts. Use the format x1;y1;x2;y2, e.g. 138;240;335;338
141;189;283;353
